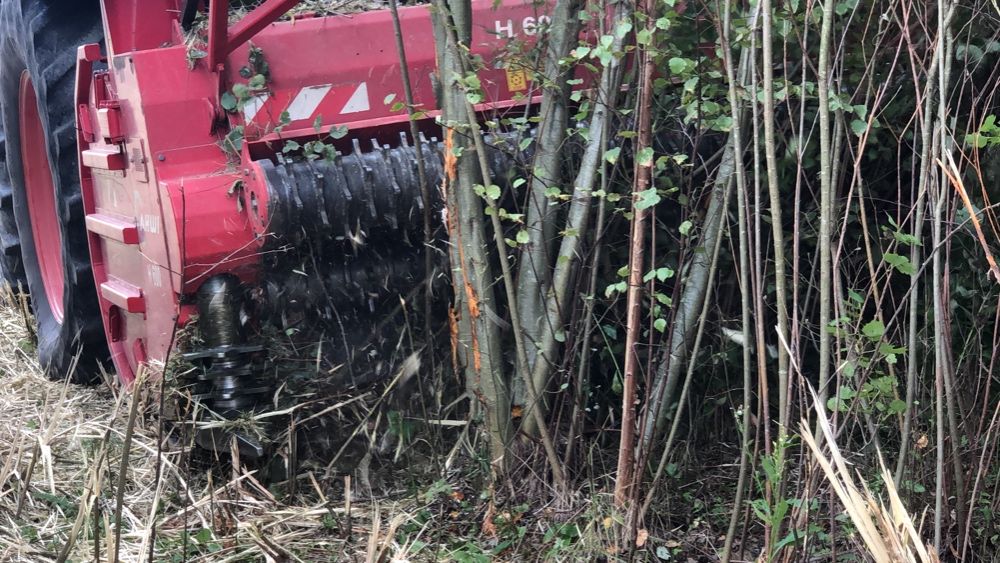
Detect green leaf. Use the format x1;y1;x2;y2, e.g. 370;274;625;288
654;318;667;332
893;229;920;246
888;399;907;414
678;220;693;236
668;57;690;75
313;114;324;132
604;147;621;165
850;119;868;137
656;267;674;281
329;125;349;139
231;83;250;100
248;73;267;90
636;147;654;167
862;319;885;341
485;184;501;201
515;230;530;244
605;281;627;297
635;188;660;210
884;252;915;275
220;91;238;112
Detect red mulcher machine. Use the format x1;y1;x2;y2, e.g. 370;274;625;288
0;0;550;455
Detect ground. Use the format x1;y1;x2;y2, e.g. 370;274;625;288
0;292;875;562
0;295;711;563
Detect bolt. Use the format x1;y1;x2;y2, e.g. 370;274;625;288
157;154;166;161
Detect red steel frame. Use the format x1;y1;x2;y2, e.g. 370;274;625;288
77;0;562;383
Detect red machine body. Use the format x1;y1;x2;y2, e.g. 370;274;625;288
76;0;554;383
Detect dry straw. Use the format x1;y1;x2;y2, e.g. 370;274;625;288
802;389;937;563
0;293;425;562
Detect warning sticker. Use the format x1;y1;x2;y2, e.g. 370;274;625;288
505;67;529;92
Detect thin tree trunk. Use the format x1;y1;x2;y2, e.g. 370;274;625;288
760;0;790;435
523;7;627;436
932;2;955;549
646;143;735;441
894;11;939;484
717;9;753;559
432;0;512;476
514;0;581;410
816;0;837;425
614;0;656;514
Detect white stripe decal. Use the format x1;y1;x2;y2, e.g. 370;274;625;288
286;84;332;121
242;94;269;122
340;82;370;114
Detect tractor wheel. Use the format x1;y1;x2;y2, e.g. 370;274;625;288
0;0;108;383
0;128;27;291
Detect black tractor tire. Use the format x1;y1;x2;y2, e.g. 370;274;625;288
0;131;26;290
0;0;108;383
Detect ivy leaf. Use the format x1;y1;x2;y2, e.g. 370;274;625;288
678;220;693;236
654;318;667;332
604;147;621;165
515;230;530;244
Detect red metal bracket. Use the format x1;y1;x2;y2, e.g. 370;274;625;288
208;0;303;70
85;213;140;245
101;280;146;314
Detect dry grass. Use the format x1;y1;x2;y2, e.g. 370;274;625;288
0;296;441;562
802;389;937;563
229;0;392;23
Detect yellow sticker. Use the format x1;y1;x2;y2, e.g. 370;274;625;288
505;67;528;92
